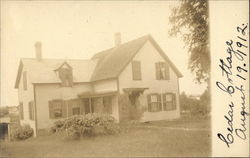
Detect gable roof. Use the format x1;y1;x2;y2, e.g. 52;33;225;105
91;35;150;81
14;58;97;88
90;34;182;81
15;34;182;88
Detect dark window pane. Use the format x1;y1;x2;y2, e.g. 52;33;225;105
54;109;62;118
72;107;80;115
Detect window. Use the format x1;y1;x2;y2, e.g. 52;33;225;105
23;71;27;90
91;97;103;113
19;102;24;120
83;98;91;114
49;100;64;119
103;96;112;114
72;107;80;115
155;62;170;80
28;101;35;120
147;93;162;112
132;61;141;80
163;93;176;111
58;66;73;87
69;99;82;116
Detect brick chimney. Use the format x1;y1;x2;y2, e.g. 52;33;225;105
114;32;121;47
35;42;42;61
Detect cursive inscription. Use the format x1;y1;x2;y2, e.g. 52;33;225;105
216;23;249;148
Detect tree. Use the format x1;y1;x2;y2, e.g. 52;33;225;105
179;92;189;112
200;89;211;113
169;0;210;83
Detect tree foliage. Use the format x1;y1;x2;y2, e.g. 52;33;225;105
169;0;210;83
180;90;210;117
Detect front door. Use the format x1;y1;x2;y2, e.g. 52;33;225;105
128;91;141;120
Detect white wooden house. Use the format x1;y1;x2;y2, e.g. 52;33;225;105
15;33;183;136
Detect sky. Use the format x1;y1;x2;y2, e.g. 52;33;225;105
0;1;207;107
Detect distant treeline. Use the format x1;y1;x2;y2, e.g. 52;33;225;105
180;90;210;117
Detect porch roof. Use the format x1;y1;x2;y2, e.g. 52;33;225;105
78;91;118;98
123;88;149;93
0;117;10;124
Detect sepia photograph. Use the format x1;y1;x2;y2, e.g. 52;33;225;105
0;0;248;157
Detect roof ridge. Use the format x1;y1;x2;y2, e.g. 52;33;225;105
91;34;151;59
90;34;150;81
21;57;92;61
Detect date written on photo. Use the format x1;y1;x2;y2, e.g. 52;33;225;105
216;23;249;148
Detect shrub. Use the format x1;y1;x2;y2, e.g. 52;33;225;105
52;113;120;140
50;120;64;133
12;124;33;140
180;90;210;118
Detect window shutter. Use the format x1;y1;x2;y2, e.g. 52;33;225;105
48;101;54;119
162;93;166;111
147;94;151;112
23;71;27;90
165;63;170;80
132;61;141;80
155;63;160;80
157;94;162;111
67;100;73;117
90;98;94;113
62;100;67;118
172;93;176;110
79;99;85;115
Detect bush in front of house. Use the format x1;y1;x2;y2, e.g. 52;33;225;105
50;120;64;133
52;113;120;140
12;124;33;140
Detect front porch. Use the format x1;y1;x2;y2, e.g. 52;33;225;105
49;91;120;122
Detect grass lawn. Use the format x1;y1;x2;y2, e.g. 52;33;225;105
140;115;211;129
0;116;211;157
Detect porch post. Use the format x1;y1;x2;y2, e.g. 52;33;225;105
66;101;69;118
89;98;92;113
7;124;11;142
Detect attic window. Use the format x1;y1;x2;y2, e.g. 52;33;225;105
56;63;73;87
155;62;170;80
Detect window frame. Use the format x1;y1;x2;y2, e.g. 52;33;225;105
49;99;64;119
155;62;170;80
72;107;80;115
58;67;73;87
147;93;162;112
163;93;176;111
